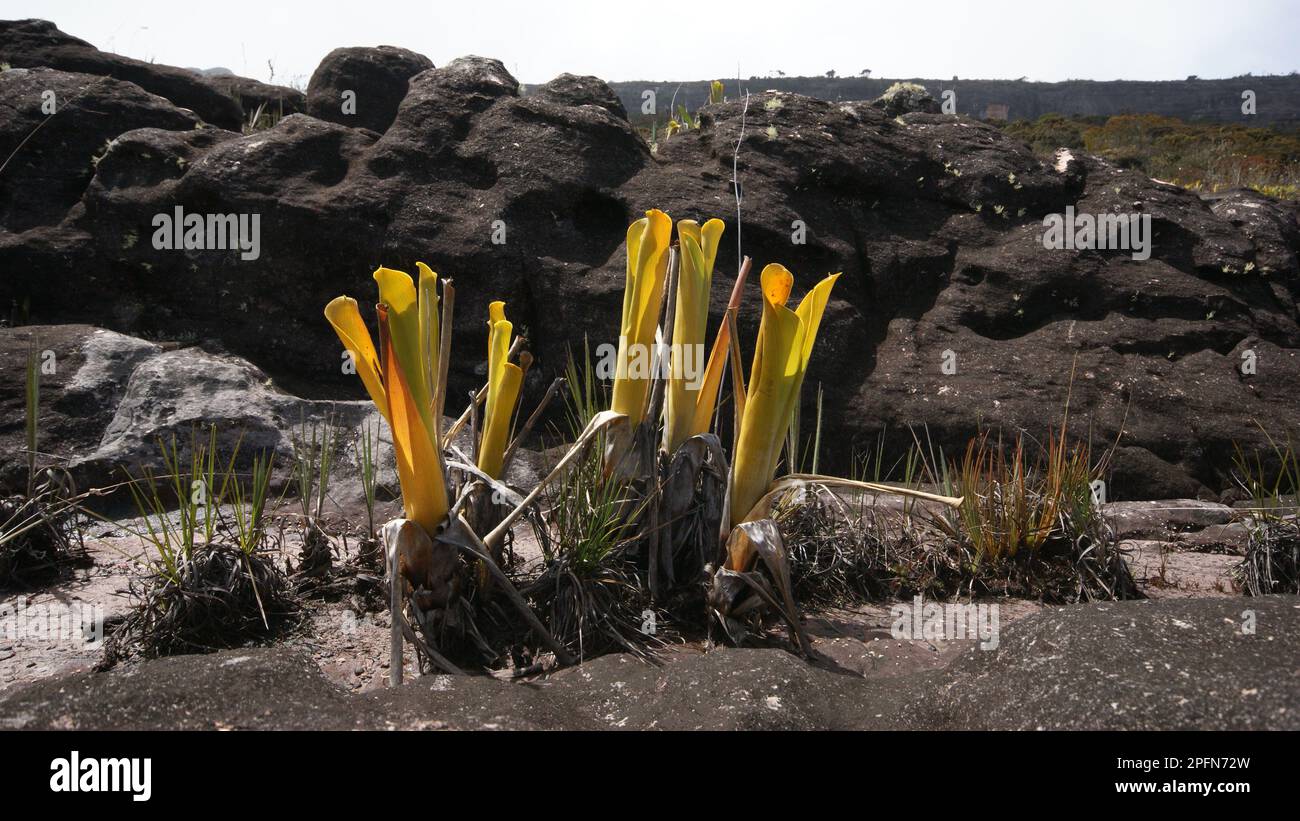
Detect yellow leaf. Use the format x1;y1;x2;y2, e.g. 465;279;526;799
610;209;671;429
699;218;724;273
324;296;388;420
379;304;448;532
665;218;724;452
374;266;435;440
794;272;840;371
729;264;838;527
415;262;441;440
478;302;523;479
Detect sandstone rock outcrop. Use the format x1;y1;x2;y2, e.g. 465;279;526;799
3;22;1298;499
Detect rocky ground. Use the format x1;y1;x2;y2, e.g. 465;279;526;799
3;594;1295;730
0;487;1286;728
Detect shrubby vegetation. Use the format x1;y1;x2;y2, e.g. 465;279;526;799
1233;432;1300;596
1002;113;1300;198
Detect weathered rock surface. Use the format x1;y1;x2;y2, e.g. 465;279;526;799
1106;499;1237;540
0;67;203;231
207;75;305;120
0;325;545;509
3;21;1299;499
305;45;433;134
0;325;158;490
535;72;629;120
3;596;1295;729
0;324;385;505
920;596;1299;730
0;19;242;129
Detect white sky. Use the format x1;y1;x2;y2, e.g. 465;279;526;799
7;0;1299;87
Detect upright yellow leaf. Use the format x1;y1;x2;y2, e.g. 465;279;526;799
610;209;671;429
374;266;435;440
415;262;441;441
729;264;839;528
665;218;724;453
379;305;448;532
478;301;523;479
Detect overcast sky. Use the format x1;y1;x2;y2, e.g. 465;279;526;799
12;0;1300;87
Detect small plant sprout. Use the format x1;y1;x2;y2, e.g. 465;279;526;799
108;426;294;658
358;422;379;533
24;343;38;497
230;450;275;555
1232;430;1300;595
290;412;340;580
1;341;84;588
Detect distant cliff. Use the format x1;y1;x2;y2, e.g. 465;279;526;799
606;75;1300;127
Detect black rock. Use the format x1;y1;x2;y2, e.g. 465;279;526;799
304;45;434;134
2;56;1299;499
536;72;628;120
0;19;243;129
208;75;306;121
0;67;202;231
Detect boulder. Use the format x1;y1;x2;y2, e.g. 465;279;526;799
0;324;378;500
535;73;628;120
0;325;158;491
0;19;242;129
304;45;433;134
0;67;201;230
70;344;373;489
1104;499;1237;540
0;326;546;515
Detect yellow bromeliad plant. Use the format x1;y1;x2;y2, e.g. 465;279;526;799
706;261;963;651
328;263;629;680
720;264;963;572
325;263;449;534
320;211;961;672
